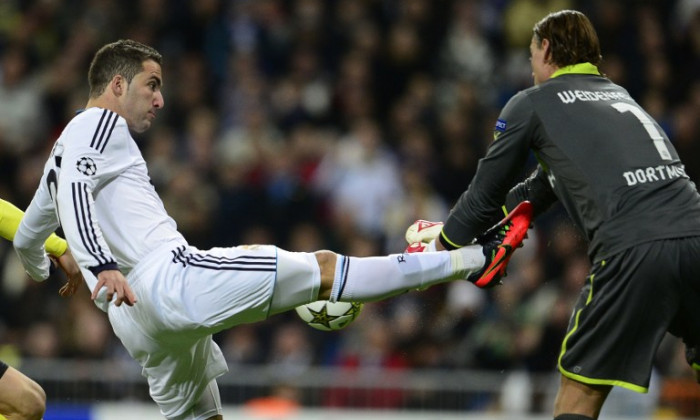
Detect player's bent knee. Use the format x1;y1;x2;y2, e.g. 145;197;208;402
17;380;46;420
313;250;337;299
269;249;325;315
313;250;337;275
0;367;46;420
27;381;46;419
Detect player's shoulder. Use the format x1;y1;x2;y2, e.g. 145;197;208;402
517;82;550;100
69;107;126;129
64;108;128;149
501;87;538;118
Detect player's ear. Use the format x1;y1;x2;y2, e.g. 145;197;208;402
541;38;552;62
110;75;125;97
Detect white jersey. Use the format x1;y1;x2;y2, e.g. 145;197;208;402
14;106;324;419
15;107;185;302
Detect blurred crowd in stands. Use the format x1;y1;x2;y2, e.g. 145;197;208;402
0;0;698;414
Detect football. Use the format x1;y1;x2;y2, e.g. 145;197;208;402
295;300;363;331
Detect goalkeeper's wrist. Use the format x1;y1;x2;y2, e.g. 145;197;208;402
425;239;437;252
438;233;459;250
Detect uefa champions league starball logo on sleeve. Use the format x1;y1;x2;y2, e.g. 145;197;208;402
76;156;97;176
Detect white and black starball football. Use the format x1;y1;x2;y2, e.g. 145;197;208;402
295;300;363;331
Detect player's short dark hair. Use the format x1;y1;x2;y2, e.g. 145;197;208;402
533;10;602;67
88;39;162;98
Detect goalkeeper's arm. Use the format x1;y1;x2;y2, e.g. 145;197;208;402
438;166;557;250
504;166;558;216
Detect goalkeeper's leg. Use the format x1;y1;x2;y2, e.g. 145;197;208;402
553;375;610;419
315;246;486;303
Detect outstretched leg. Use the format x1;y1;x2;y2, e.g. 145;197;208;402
314;202;532;302
321;243;485;302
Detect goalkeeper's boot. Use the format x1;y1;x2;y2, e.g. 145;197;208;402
467;201;533;288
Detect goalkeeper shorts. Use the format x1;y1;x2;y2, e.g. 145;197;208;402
559;236;700;393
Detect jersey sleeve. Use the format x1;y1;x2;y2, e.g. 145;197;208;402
505;166;558;216
2;197;68;257
54;110;128;276
441;91;536;247
13;172;65;281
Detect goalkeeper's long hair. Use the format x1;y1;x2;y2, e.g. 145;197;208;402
533;10;602;68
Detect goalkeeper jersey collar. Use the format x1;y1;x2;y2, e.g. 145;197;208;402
550;62;601;79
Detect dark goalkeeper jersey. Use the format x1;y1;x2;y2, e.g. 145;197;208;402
442;63;700;262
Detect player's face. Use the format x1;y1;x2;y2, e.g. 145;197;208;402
122;59;164;133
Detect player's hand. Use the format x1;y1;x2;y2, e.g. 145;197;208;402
50;248;84;297
405;220;444;252
405;220;444;244
93;269;137;307
405;242;428;253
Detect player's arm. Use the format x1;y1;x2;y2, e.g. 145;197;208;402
439;92;536;249
405;167;555;254
56;121;119;276
504;165;558;215
4;195;83;295
56;116;136;306
0;198;24;241
14;173;67;282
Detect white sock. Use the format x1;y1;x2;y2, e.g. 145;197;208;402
329;246;485;302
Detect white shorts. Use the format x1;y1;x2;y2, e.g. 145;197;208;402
107;242;320;419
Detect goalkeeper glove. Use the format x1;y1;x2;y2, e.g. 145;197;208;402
404;219;443;253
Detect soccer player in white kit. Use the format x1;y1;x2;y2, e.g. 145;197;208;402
12;40;529;420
